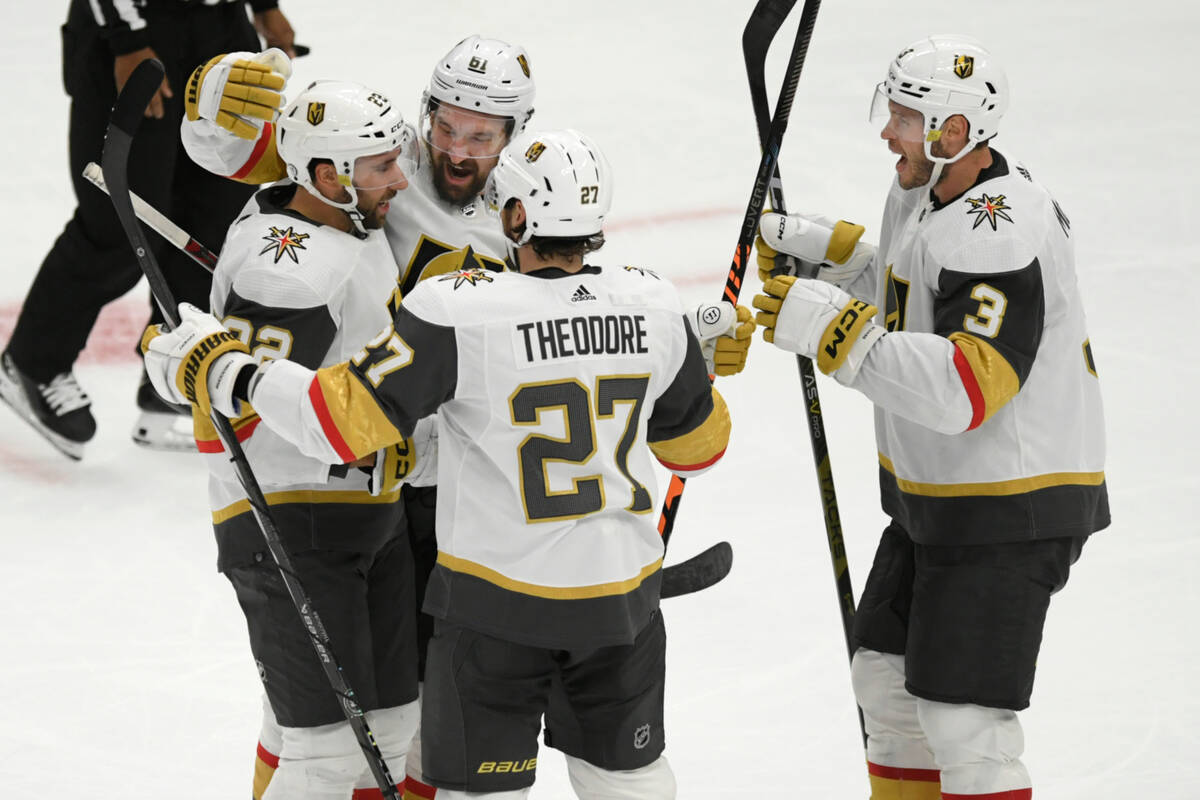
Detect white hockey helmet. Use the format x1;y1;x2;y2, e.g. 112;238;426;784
486;128;613;246
421;35;536;155
276;80;419;223
869;35;1009;165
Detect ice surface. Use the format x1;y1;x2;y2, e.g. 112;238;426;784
1;1;1197;797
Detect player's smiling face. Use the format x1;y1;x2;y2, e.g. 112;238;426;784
426;105;509;204
352;148;409;228
879;100;934;189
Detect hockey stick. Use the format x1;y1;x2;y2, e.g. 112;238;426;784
655;0;816;569
82;161;218;272
86;148;727;600
745;0;866;745
102;59;402;799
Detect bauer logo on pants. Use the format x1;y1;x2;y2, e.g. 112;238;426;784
306;102;325;125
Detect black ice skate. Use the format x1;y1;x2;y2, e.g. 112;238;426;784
0;351;97;460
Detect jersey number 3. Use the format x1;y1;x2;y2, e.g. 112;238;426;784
511;376;652;522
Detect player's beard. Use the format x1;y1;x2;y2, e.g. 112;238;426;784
429;150;489;205
358;190;396;230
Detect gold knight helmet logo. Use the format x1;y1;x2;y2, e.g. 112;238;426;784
525;141;546;162
307;102;325;125
517;54;531;78
953;54;974;79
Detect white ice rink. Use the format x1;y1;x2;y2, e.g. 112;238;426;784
1;1;1197;797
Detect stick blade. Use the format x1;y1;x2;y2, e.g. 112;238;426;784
660;541;733;599
108;58;165;139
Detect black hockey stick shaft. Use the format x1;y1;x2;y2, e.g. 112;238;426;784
656;0;815;547
83;149;725;601
102;60;401;799
82;161;218;273
745;0;867;746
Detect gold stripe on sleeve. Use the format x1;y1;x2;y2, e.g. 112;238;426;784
648;388;731;471
312;363;405;460
947;331;1021;425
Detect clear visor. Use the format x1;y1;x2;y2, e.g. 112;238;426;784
349;126;421;192
869;83;930;144
421;99;512;161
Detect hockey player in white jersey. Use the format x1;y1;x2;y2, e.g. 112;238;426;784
181;36;535;798
181;79;433;800
142;128;751;799
752;36;1108;800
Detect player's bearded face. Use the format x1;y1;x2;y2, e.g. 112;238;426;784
424;105;509;204
352;149;410;229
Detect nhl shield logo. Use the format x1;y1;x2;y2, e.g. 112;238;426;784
633;723;651;750
307;102;325;125
953;54;974;79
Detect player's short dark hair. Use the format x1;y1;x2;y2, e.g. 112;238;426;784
528;233;605;261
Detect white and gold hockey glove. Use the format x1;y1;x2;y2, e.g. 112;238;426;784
753;276;884;386
686;301;757;376
755;211;875;287
140;303;254;417
361;416;439;495
184;49;292;140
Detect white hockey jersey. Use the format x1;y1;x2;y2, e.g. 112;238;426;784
844;150;1109;545
249;265;731;647
201;185;407;569
181;115;510;291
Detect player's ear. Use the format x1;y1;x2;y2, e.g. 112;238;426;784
311;160;344;199
502;198;527;243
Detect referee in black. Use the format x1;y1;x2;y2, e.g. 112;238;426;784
0;0;296;458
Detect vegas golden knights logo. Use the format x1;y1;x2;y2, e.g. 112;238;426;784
517;54;531;78
954;54;974;79
525;141;546;162
307;102;325;125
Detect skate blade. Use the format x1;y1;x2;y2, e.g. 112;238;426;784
0;380;86;461
130;410;196;452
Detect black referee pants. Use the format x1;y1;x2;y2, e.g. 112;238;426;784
7;0;259;383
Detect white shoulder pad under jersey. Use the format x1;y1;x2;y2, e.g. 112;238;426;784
200;185;400;512
857;150;1108;545
383;162;510;297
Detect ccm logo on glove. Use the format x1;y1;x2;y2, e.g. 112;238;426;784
819;299;874;374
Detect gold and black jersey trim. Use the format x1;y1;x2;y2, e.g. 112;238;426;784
878;455;1110;544
212;490;406;572
423;556;662;649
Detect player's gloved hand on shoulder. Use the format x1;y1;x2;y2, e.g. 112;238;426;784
358;416;438;494
756;212;875;287
752;276;884;386
687;301;757;376
140;303;255;417
185;48;292;140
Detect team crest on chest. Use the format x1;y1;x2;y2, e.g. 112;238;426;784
438;268;495;289
964;193;1013;231
260;226;310;263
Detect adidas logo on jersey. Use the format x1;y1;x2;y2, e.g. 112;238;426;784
571;285;596;302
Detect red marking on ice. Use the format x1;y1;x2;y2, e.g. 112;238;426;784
0;294;150;366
